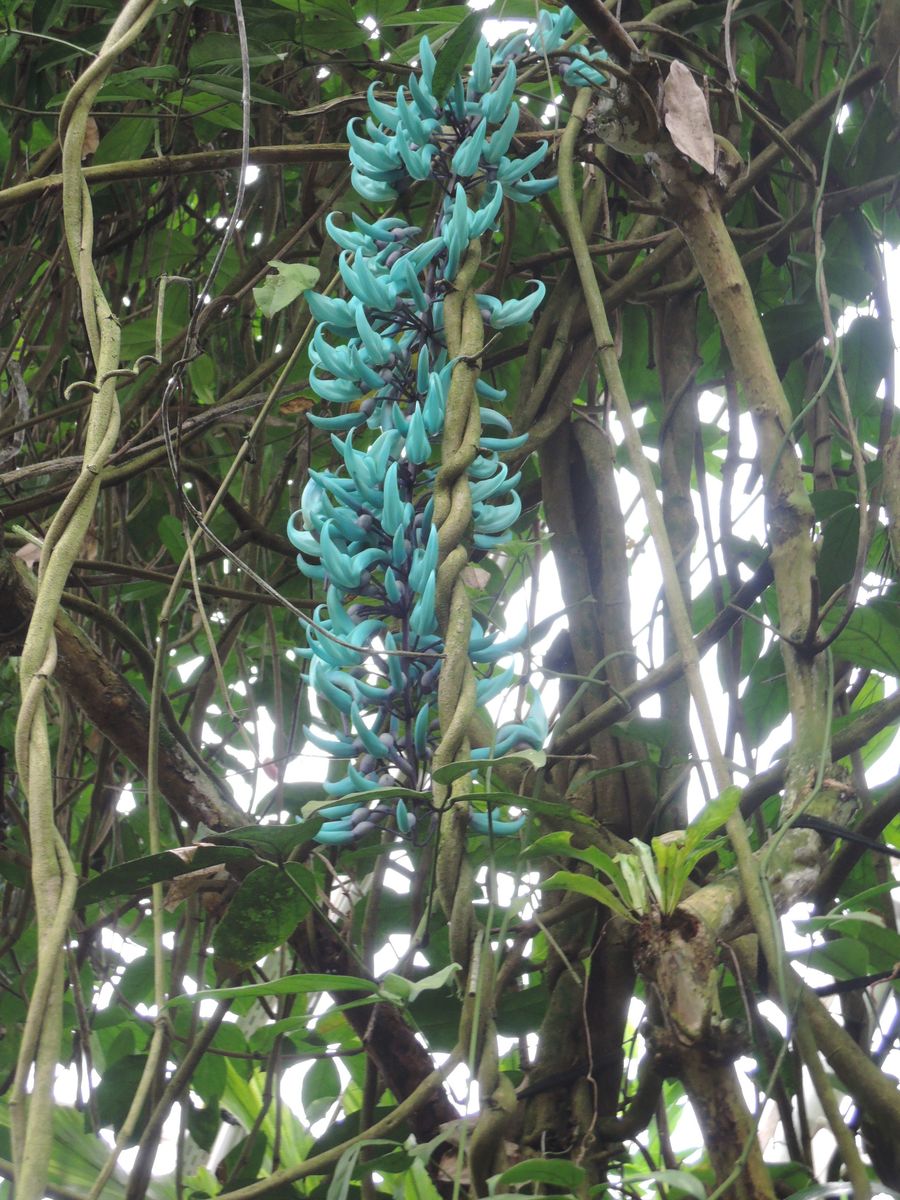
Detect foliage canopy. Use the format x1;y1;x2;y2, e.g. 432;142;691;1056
0;1;899;1199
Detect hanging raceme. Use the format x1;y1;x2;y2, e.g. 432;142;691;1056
284;9;607;846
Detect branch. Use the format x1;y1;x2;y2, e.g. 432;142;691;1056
549;559;774;756
811;774;900;906
564;0;643;63
0;549;240;832
739;689;900;817
0;144;347;213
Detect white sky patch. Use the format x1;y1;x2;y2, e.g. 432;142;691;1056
116;781;136;814
482;18;530;45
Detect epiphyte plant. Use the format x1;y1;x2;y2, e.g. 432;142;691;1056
286;8;607;846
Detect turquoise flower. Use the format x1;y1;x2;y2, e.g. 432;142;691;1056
290;14;606;846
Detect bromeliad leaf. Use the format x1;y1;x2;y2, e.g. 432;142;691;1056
542;870;637;922
684;785;742;851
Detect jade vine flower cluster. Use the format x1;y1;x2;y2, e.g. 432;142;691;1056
287;9;607;845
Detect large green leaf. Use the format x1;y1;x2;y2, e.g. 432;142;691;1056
431;9;482;101
202;818;321;861
494;1160;586;1191
77;843;252;906
213;862;315;966
253;260;320;317
827;599;900;674
0;1104;174;1200
168;974;381;1007
92;116;155;165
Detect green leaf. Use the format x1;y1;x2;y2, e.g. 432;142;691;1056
609;715;674;752
524;832;626;891
0;33;21;72
191;1045;227;1105
782;1186;898;1199
376;7;471;25
177;89;245;130
832;675;897;770
302;1055;342;1123
77;844;252;906
0;1104;138;1199
190;74;292;109
801;937;869;982
168;974;381;1007
188;32;282;69
92;117;155;166
157;513;186;563
187;1102;221;1154
817;505;860;603
841;314;893;413
495;982;549;1037
202;819;320;861
379;962;460;1004
624;1168;708;1199
827;599;900;674
325;1140;410;1200
630;838;662;906
431;9;482;102
495;1160;586;1191
565;761;641;795
213;862;315;966
759;302;826;372
684;786;742;849
743;645;788;742
431;749;545;785
810;490;856;521
93;1055;151;1143
253;260;320;317
542;871;636;921
303;787;425;818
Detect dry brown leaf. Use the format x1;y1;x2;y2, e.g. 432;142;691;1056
280;394;315;415
164;863;230;911
80;522;98;561
663;61;715;175
461;564;491;589
81;116;100;159
15;541;41;569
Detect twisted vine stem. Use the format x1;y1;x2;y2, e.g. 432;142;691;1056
10;4;159;1198
432;240;483;970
